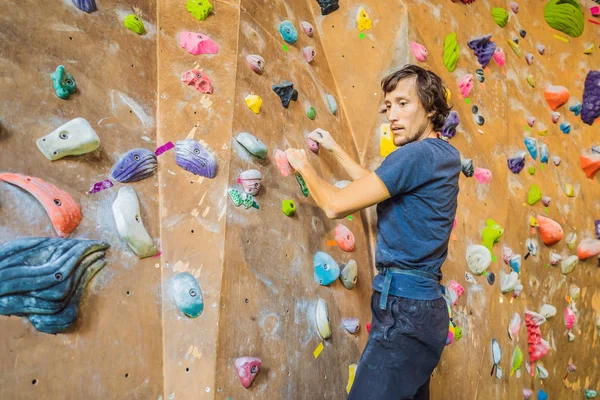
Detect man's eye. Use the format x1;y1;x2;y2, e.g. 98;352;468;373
399;101;407;107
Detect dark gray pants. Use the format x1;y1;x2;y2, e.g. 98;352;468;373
347;292;448;400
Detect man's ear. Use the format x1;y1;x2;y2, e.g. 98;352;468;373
427;111;436;118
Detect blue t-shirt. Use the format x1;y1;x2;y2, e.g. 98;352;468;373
372;138;461;300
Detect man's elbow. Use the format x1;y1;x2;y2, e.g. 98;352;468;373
324;206;344;220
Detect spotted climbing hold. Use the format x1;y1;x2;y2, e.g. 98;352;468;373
582;71;600;126
545;85;570;110
551;111;561;124
447;280;465;305
228;188;242;206
340;260;358;290
527;116;536;127
182;69;214;94
491;8;509;27
537;215;563;246
236;132;268;158
410;42;428;62
51;65;76;100
186;0;213;21
179;32;219;55
527;184;542;205
586;390;599;399
245;94;262;114
282;199;296;216
307;137;319;154
272;81;298;108
314;251;340;286
544;0;584;38
468;34;496;69
124;14;145;35
306;106;317;120
443;33;460;72
246;55;265;75
235;357;261;388
278;20;298;44
301;21;314;37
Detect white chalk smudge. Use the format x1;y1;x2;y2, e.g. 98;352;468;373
110;90;155;128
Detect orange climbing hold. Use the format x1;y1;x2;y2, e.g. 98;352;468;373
335;224;355;252
544;85;570;110
580;153;600;179
0;173;82;238
536;215;563;246
577;239;600;260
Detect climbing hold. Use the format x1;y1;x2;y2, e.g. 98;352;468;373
491;8;509;27
525;53;533;65
316;298;332;339
182;69;213;94
124;14;145;35
186;0;213;21
326;94;338;115
577;239;600;260
539;304;557;319
592;5;600;16
502;246;513;264
314;251;340;286
519;30;526;38
582;71;600;126
179;32;219;55
586;390;599;399
0;173;82;238
447;280;465;305
474;168;492;184
474;114;485;126
278;20;298;44
551;111;561;123
335;224;355;252
245;94;262;114
466;244;491;275
443;33;460;72
346;363;358;394
526;117;536;127
295;173;309;197
541;196;551;207
307;137;319;154
565;232;577;251
508;312;521;340
565;305;576;333
440;111;459;139
340;260;358;289
536;215;563;246
550;252;561;265
501;271;519;293
458;75;473;98
467;34;496;68
461;158;474;177
537;44;546;55
526;75;535;88
37;118;99;161
492;47;505;67
236;132;268;158
50;65;77;100
301;21;314;37
552;155;561;166
444;88;452;104
302;46;316;63
0;237;110;334
239;170;262;195
569;103;582;116
524;310;550;366
316;0;339;15
275;150;294;177
111;148;157;183
564;183;575;197
175;139;216;179
544;85;570;110
482;219;503;253
509;255;521;273
510;345;523;377
170;272;203;318
584;44;595;55
356;6;372;31
491;338;503;379
241;193;254;209
471;105;478;114
523;389;533;400
560;121;571;134
524;137;538;160
112;186;158;258
528;167;535;175
527;184;542;205
539;144;549;164
272;81;298;108
342;317;360;333
228;188;242;207
235;357;261;388
507;151;527;174
506;39;521;57
282;199;296;216
73;0;96;12
544;0;584;38
561;255;578;274
410;42;428;62
509;2;518;13
475;69;485;83
580;151;600;179
246;55;265;75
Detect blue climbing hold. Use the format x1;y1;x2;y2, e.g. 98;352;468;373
560;121;571;134
540;143;549;164
569;103;582;116
538;389;548;400
278;20;298;45
313;251;340;286
524;137;538;160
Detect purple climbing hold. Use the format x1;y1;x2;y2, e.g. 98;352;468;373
467;34;497;69
272;81;298;108
441;111;460;139
111;148;158;183
582;70;600;126
507;150;527;174
89;179;113;194
155;141;174;156
73;0;97;13
175;139;217;179
316;0;339;15
595;220;600;240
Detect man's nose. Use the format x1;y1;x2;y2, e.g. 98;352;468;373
388;106;399;122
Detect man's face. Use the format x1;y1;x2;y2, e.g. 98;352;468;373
383;76;433;146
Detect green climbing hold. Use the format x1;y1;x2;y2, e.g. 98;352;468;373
585;389;598;399
306;106;316;120
454;326;463;341
186;0;213;21
528;167;536;175
228;188;242;207
50;65;77;100
296;173;309;197
241;193;254;209
491;8;509;28
124;14;145;35
282;199;296;216
544;0;584;38
481;219;504;253
527;184;542;205
443;33;460;72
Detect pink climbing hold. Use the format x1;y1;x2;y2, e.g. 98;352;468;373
591;6;600;17
335;224;355;252
474;167;492;184
301;21;315;37
551;111;560;123
564;306;575;331
492;47;505;67
275;149;294;177
509;2;518;13
458;74;473;98
523;389;533;399
302;46;316;63
410;42;428;62
526;116;536;127
235;357;261;388
307;138;320;154
447;280;465;305
182;69;214;94
179;31;219;55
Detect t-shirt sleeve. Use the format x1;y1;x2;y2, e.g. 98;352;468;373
374;142;434;197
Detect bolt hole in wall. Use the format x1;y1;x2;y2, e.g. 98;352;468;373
186;368;190;372
31;379;37;385
191;230;195;233
126;291;131;296
244;298;248;303
125;373;129;378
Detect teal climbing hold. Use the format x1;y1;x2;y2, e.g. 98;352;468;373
278;20;298;44
51;65;77;99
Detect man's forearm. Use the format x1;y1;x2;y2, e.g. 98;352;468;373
330;143;370;181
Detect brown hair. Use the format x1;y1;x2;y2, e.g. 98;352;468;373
380;64;451;132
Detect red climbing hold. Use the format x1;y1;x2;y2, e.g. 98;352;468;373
235;357;261;388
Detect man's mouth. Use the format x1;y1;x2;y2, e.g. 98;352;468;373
391;127;404;132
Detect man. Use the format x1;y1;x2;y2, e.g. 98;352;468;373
285;64;461;400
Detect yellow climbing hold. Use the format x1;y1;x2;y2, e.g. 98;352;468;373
124;14;145;35
564;183;575;197
529;216;538;227
445;88;452;104
346;363;358;394
584;44;594;55
443;33;460;72
245;94;262;114
356;6;372;31
527;184;542;205
544;0;584;38
379;123;396;157
537;129;548;137
506;39;521;57
492;8;509;28
526;75;535;88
